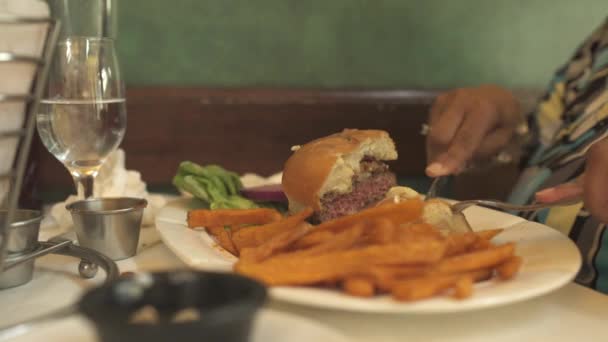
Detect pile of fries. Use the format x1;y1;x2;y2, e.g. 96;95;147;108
187;198;521;302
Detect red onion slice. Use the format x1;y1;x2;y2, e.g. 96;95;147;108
240;184;287;202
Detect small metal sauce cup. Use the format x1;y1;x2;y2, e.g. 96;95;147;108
0;209;42;255
0;209;43;289
67;197;147;261
0;250;38;289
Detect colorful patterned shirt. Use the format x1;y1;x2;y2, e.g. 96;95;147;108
508;17;608;292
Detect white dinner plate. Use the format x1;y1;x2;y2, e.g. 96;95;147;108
156;198;582;313
2;309;348;342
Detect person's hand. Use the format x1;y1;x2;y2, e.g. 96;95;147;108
425;84;523;177
535;137;608;223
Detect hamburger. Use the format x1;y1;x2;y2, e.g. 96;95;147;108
282;129;398;222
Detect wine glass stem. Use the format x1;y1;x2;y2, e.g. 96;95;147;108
73;174;94;199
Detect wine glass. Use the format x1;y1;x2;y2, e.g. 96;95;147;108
36;37;126;198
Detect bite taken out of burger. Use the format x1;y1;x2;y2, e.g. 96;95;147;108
281;129;399;222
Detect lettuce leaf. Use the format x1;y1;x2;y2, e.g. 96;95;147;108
173;161;263;210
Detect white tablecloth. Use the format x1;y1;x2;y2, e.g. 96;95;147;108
2;225;607;341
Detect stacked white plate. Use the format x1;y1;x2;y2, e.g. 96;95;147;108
0;0;49;203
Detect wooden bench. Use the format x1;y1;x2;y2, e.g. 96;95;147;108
32;87;523;202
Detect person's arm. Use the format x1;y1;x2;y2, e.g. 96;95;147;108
536;138;608;223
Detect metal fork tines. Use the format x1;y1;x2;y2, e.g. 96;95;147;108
451;198;583;215
426;176;448;200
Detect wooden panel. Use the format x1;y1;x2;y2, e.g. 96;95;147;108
34;87;438;190
33;86;522;201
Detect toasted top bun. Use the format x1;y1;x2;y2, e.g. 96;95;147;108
282;129;397;213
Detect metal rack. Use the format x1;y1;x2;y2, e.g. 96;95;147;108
0;16;118;287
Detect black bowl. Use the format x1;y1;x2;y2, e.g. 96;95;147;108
78;271;267;342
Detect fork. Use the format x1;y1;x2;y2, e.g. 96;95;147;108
424;177;582;233
450;197;583;215
425;176;448;200
426;176;582;213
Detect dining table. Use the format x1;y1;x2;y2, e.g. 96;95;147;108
1;196;607;342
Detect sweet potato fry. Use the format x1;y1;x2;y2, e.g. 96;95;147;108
391;274;458;301
395;222;444;242
234;238;446;286
239;222;313;263
205;226;238;256
467;268;494;282
342;276;375;297
187;208;282;228
470;238;493;251
434;243;515;275
298;199;423;246
228;224;253;234
475;228;504;241
319;199;423;234
469;229;503;251
496;255;523;280
291;224;364;257
225;191;522;302
400;222;441;236
391;269;491;302
452;276;474;299
357;264;428;292
232;208;314;251
364;219;396;245
444;232;479;256
291;230;334;250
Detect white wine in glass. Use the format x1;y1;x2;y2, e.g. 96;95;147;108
37;37;126;198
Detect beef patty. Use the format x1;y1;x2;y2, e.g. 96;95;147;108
317;158;396;222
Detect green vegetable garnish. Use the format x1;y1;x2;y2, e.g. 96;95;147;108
173;161;279;211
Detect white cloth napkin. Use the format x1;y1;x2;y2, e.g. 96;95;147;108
240;172;283;188
41;149;167;239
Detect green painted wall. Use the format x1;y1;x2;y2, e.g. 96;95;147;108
117;0;606;88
